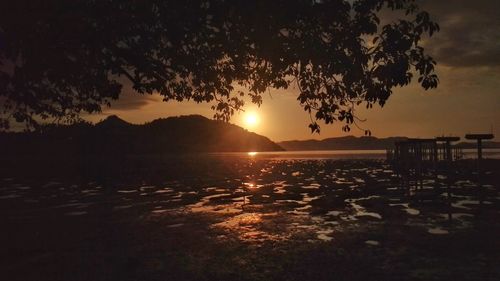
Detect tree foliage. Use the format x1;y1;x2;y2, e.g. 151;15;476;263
0;0;439;132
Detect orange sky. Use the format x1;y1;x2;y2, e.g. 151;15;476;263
87;64;499;142
87;0;500;142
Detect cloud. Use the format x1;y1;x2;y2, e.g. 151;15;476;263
96;0;500;114
105;80;160;111
421;0;500;68
107;89;159;110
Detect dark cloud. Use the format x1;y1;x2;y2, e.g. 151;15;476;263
106;79;159;110
108;89;158;110
107;0;500;113
421;0;500;68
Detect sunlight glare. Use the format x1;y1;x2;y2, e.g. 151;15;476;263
244;182;259;189
244;112;259;128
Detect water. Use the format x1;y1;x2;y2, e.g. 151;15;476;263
212;150;388;159
1;154;499;280
2;155;498;243
461;148;500;159
211;148;500;159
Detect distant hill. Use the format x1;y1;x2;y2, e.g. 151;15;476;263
455;141;500;149
279;136;500;151
0;115;283;155
279;136;409;151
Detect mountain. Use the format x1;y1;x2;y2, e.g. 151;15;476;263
279;136;500;151
278;136;409;151
136;115;283;152
455;141;500;149
0;115;283;156
95;114;134;129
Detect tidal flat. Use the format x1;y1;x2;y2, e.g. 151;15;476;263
1;155;499;281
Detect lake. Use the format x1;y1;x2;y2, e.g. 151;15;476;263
1;153;499;281
212;148;500;159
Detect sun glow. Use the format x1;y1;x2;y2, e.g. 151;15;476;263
244;112;259;128
244;182;260;189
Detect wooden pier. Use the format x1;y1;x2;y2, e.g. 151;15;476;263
465;134;494;160
387;134;494;192
387;137;461;190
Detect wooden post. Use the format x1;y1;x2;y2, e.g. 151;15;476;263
465;134;494;207
477;139;482;160
465;134;493;160
436;137;460;222
436;137;460;161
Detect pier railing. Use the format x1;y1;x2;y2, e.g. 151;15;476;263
386;137;464;190
386;134;493;191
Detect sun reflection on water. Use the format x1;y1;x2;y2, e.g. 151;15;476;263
244;182;262;190
247;152;258;156
214;212;286;242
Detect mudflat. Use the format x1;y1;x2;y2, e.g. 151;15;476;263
1;156;499;281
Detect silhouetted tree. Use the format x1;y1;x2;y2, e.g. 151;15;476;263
0;0;439;132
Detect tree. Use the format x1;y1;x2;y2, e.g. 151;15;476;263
0;0;439;132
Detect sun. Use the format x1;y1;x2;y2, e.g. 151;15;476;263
244;112;259;128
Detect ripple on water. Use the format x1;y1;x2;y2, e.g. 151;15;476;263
353;177;365;183
317;229;334;241
326;210;342;216
0;194;20;199
166;223;184;228
154;187;174;194
365;240;380;246
301;193;323;202
213;212;284;242
302;183;321;189
428;227;449;235
188;193;243;214
64;211;87;216
117;189;138;194
348;202;382;220
405;208;420;216
389;203;420;216
273;187;287;194
288;209;310;216
151;209;169;214
113;205;133;210
296;205;312;211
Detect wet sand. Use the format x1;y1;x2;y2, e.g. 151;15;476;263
1;157;499;280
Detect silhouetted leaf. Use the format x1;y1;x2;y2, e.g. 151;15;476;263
0;0;439;133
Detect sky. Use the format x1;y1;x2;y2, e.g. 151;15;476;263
87;0;500;142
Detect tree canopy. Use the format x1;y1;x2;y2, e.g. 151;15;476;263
0;0;439;132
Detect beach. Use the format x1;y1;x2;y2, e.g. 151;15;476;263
1;154;499;280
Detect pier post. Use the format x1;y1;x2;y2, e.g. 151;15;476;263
465;134;494;207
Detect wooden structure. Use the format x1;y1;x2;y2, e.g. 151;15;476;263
387;137;462;190
389;139;437;190
387;134;494;221
387;134;496;190
465;134;494;159
436;136;461;161
464;134;495;205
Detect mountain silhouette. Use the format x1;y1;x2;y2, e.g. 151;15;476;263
136;115;283;152
279;136;409;151
279;136;500;150
0;115;283;157
95;115;134;129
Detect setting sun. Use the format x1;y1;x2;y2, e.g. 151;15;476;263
244;111;259;128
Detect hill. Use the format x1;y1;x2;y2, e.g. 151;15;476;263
279;136;500;151
0;115;283;156
278;136;409;151
455;141;500;149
